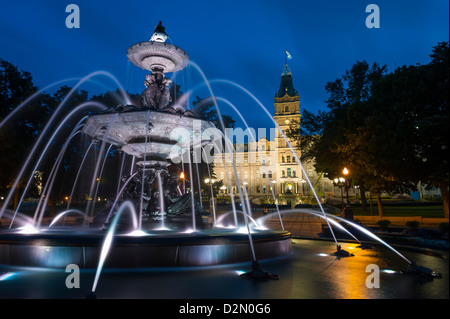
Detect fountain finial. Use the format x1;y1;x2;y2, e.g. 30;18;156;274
150;21;169;42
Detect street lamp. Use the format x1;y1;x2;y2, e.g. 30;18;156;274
180;172;185;194
300;179;306;195
271;179;276;193
342;167;353;220
204;178;216;217
343;167;350;204
333;177;346;208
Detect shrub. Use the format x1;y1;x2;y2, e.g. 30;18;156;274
377;219;391;231
439;222;449;233
405;220;420;232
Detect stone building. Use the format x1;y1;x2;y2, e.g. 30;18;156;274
212;62;335;207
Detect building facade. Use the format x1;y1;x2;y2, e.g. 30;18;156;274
212;63;334;207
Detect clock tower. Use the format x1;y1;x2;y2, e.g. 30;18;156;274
274;61;303;203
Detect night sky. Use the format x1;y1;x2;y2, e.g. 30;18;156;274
0;0;448;131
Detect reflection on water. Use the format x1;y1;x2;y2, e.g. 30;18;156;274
0;240;447;299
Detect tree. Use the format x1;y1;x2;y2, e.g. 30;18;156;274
287;60;388;214
366;42;449;218
0;59;48;208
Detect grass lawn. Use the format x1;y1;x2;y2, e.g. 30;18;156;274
352;205;445;218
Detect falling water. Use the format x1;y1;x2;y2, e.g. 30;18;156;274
85;113;119;220
139;111;151;230
257;209;412;265
35;119;88;228
116;152;126;197
105;172;139;224
48;210;86;228
1;102;106;221
188;61;257;262
210;78;340;246
188;148;197;231
201;147;217;225
156;170;166;230
91;201;139;294
91;143;113;213
67;141;95;210
1;70;131;219
211;96;284;230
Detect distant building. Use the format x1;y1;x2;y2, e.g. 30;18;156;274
213;62;335;207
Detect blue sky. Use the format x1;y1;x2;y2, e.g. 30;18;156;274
0;0;448;130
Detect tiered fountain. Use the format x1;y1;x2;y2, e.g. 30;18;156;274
0;22;292;274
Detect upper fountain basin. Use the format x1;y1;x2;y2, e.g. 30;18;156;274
82;109;218;160
127;41;189;73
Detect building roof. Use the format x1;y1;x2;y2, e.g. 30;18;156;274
276;64;298;98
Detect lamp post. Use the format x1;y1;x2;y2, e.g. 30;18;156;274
205;178;216;223
204;178;215;204
343;167;350;204
333;177;346;208
300;179;306;195
342;167;353;221
271;179;277;193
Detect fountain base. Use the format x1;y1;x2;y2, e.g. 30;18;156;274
0;229;292;268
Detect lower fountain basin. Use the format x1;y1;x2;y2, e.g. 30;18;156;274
0;229;292;268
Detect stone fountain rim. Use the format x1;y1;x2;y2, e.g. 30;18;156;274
127;41;189;73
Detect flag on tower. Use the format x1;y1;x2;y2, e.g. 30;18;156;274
286;51;292;60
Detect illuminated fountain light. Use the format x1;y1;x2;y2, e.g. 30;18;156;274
181;228;197;234
16;224;39;234
0;272;16;281
126;230;148;237
154;227;171;231
382;269;398;274
236;226;256;234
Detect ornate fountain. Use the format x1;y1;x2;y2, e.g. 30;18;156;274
83;21;215;228
0;22;293;273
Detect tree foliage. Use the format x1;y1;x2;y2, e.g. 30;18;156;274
287;43;449;217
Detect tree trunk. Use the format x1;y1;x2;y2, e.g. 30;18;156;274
369;192;374;215
376;193;384;217
439;181;449;219
48;198;56;219
360;185;367;211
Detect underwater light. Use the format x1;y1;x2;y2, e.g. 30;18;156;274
382;269;397;274
0;272;16;281
126;230;148;237
17;225;39;234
